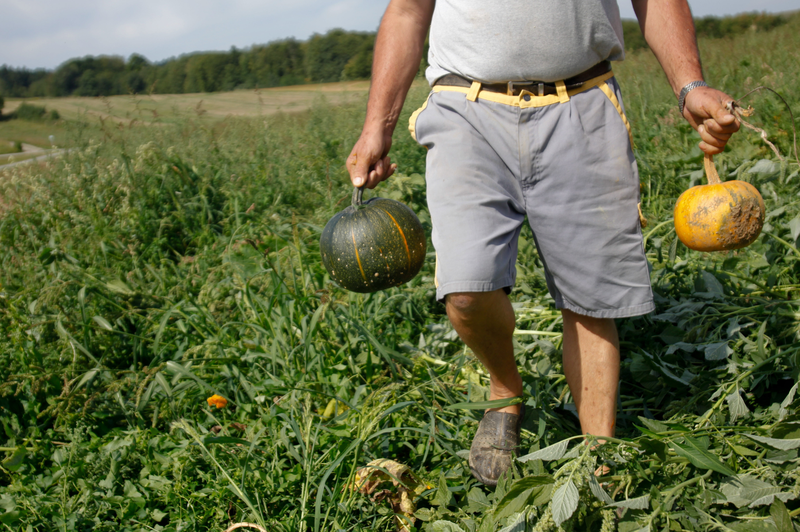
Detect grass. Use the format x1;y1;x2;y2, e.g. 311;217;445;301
0;119;62;150
0;14;799;532
2;80;378;127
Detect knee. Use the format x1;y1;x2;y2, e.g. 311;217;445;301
445;292;486;317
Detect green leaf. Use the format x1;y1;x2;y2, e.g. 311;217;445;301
518;439;569;462
2;448;26;472
704;341;732;361
744;434;800;451
494;476;554;518
446;397;522;410
497;511;528;532
636;417;668;433
719;475;787;508
588;475;613;504
433;472;451;507
551;480;579;527
769;499;793;532
92;316;114;331
431;521;465;532
670;437;736;476
779;382;798;420
638;438;668;461
727;388;750;422
607;494;650;510
106;279;135;295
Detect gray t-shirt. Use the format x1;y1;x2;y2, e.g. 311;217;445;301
426;0;626;84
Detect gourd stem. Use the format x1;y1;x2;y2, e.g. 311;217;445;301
352;186;364;207
704;154;721;185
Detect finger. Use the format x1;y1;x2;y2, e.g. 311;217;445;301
699;140;725;156
697;124;727;150
349;152;371;188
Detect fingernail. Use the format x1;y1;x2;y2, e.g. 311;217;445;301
353;177;363;186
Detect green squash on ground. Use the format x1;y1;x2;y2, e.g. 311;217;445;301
320;187;427;293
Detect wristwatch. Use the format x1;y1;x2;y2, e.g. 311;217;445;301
678;81;709;114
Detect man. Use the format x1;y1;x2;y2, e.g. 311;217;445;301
346;0;739;487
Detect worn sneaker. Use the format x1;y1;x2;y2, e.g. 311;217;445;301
468;404;524;487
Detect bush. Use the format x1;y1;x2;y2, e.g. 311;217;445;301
0;94;4;115
14;102;48;121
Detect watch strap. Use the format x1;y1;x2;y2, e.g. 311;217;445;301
678;80;709;114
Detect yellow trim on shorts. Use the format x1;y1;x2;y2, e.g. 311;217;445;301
408;91;434;142
598;81;633;145
431;70;615;109
434;252;440;288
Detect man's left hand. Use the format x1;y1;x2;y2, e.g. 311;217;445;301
682;87;740;155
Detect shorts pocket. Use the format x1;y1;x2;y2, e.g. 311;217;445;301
408;91;433;143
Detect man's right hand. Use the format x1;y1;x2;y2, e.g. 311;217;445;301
343;0;434;190
347;129;397;189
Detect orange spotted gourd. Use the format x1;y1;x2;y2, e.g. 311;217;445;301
320;187;426;293
674;154;765;252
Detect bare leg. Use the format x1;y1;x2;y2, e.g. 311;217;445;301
446;289;522;414
561;308;620;438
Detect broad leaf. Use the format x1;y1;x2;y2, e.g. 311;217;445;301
494;475;554;516
551;480;579;527
518;439;569;462
744;434;800;451
498;511;528;532
588;475;613;504
670;437;736;476
727;389;750;422
719;475;788;508
607;494;650;510
770;499;793;532
705;341;732;361
431;521;465;532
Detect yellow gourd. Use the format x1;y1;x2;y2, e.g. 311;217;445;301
674;154;765;252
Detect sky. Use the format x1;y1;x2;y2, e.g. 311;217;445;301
2;0;798;70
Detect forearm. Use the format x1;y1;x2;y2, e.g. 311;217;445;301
632;0;739;154
363;0;433;136
631;0;703;97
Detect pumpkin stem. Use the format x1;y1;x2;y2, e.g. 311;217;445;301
704;154;722;185
352;186;365;207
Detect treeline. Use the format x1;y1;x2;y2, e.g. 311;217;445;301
1;11;794;98
0;28;376;98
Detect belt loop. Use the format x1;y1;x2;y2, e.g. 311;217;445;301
556;80;569;103
467;81;481;102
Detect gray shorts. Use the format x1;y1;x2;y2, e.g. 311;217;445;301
409;74;654;318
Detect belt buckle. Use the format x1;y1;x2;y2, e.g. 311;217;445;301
507;80;545;96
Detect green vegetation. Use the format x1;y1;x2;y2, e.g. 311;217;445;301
0;29;377;98
0;13;799;532
4;102;59;122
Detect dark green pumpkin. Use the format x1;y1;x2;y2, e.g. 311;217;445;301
320;187;426;293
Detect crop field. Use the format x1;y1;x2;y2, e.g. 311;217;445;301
1;15;800;532
2;80;374;127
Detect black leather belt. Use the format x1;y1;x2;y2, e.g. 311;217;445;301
433;61;611;96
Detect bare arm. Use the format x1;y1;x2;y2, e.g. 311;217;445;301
347;0;434;188
632;0;739;154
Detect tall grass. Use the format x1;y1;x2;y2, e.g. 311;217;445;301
1;15;799;532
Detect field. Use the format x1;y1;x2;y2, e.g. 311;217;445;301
2;81;374;127
1;16;800;532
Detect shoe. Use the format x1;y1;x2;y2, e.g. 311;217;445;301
468;403;524;487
